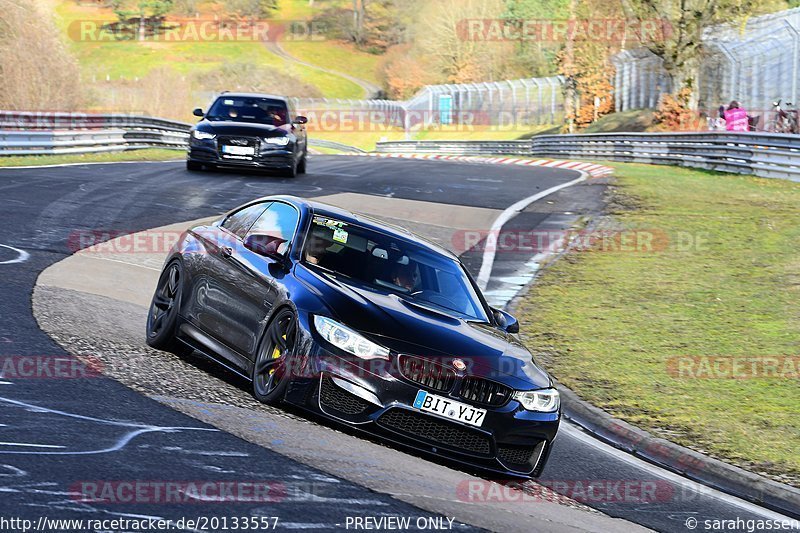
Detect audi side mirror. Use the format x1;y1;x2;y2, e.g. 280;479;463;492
294;116;308;124
193;108;204;117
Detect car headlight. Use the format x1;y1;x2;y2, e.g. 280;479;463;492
192;130;216;140
263;136;290;146
313;316;389;359
514;388;560;412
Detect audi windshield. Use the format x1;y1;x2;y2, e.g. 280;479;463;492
205;96;288;126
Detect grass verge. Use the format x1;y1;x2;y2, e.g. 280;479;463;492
0;149;181;167
515;163;800;486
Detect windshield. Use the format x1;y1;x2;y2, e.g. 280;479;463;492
205;96;288;126
302;216;489;322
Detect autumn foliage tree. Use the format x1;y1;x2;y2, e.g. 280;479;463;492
652;87;704;130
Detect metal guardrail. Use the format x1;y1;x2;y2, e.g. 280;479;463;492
4;111;798;181
0;111;366;156
0;112;192;156
377;132;800;181
376;140;532;156
307;139;365;153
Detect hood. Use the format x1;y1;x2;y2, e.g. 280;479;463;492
297;265;551;390
198;120;289;138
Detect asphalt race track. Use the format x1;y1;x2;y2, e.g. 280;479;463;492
0;155;793;532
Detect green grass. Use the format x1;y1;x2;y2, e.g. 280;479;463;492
0;149;181;167
53;0;366;99
275;0;326;20
281;40;383;87
515;163;800;483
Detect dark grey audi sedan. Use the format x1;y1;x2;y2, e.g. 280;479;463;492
186;93;308;177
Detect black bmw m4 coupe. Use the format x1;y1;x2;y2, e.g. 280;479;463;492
146;195;561;478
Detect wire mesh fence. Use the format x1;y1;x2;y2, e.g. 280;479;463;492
613;7;800;131
278;77;567;136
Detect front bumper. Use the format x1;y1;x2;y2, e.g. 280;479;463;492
284;335;560;478
188;141;295;169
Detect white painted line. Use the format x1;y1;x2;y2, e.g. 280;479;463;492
0;244;29;265
561;422;794;521
0;442;65;449
0;159;183;170
476;172;588;290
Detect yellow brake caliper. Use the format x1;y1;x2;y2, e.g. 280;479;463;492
269;334;286;375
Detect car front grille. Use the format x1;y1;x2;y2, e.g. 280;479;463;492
377;408;491;455
217;136;259;156
397;355;456;393
459;376;512;407
319;375;371;415
496;442;545;473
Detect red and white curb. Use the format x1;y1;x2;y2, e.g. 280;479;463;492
353;152;614;178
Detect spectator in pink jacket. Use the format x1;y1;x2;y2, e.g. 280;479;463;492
724;101;749;132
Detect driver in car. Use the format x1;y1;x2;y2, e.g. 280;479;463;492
391;263;417;291
305;234;330;266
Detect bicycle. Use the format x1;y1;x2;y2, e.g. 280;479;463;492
766;99;799;134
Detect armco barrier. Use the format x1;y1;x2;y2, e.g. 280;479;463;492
377;132;800;181
0;111;362;156
0;111;192;156
374;140;532;156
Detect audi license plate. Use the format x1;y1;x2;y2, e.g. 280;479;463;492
222;145;255;156
412;390;486;427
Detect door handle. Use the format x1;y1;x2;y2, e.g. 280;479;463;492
220;246;233;258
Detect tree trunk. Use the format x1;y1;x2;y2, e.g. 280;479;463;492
670;57;701;110
563;0;577;132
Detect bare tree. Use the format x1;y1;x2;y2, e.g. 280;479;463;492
0;0;83;110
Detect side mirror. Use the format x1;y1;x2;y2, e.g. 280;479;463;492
492;308;519;334
193;108;204;117
243;234;288;263
294;115;308;124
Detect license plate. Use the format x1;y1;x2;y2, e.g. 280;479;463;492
412;390;487;427
222;145;255;155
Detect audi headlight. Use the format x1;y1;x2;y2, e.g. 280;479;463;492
514;388;560;412
263;136;290;146
313;316;389;359
192;130;216;140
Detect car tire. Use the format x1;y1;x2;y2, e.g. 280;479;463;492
146;260;191;356
297;154;307;174
186;160;203;171
284;161;298;179
252;308;297;405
